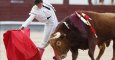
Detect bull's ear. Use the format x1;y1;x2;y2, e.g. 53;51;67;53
56;41;61;46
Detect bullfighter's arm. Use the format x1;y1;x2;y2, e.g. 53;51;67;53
21;14;35;27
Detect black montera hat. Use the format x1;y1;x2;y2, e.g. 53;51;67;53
34;0;43;4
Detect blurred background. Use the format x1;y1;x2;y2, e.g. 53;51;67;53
0;0;115;60
0;0;115;21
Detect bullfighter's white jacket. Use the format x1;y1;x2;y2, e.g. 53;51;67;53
22;1;58;27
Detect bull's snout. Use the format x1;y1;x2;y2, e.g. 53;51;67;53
60;54;67;59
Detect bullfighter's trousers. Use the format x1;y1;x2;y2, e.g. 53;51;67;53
38;24;57;48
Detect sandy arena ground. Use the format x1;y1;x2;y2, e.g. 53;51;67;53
0;25;113;60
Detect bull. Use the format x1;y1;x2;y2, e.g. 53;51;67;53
49;11;115;60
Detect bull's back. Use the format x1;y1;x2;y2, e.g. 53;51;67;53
84;11;115;40
84;11;115;24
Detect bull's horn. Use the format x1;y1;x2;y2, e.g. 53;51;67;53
51;32;61;39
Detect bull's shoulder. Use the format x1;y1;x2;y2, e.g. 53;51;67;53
82;11;115;26
83;11;115;20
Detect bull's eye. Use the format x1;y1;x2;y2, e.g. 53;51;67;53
56;41;61;46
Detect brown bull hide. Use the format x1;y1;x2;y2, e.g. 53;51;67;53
50;11;115;60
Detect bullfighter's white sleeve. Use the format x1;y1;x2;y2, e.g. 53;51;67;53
22;14;35;27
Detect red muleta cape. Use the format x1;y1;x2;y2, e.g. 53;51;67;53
3;28;41;60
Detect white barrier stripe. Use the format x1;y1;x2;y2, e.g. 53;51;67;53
0;21;45;25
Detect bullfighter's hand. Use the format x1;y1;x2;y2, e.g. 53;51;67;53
19;26;24;30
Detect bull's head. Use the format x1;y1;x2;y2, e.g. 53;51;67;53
50;32;70;59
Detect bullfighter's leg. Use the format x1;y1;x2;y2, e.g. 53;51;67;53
70;48;78;60
96;43;105;60
38;24;56;58
88;36;96;60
